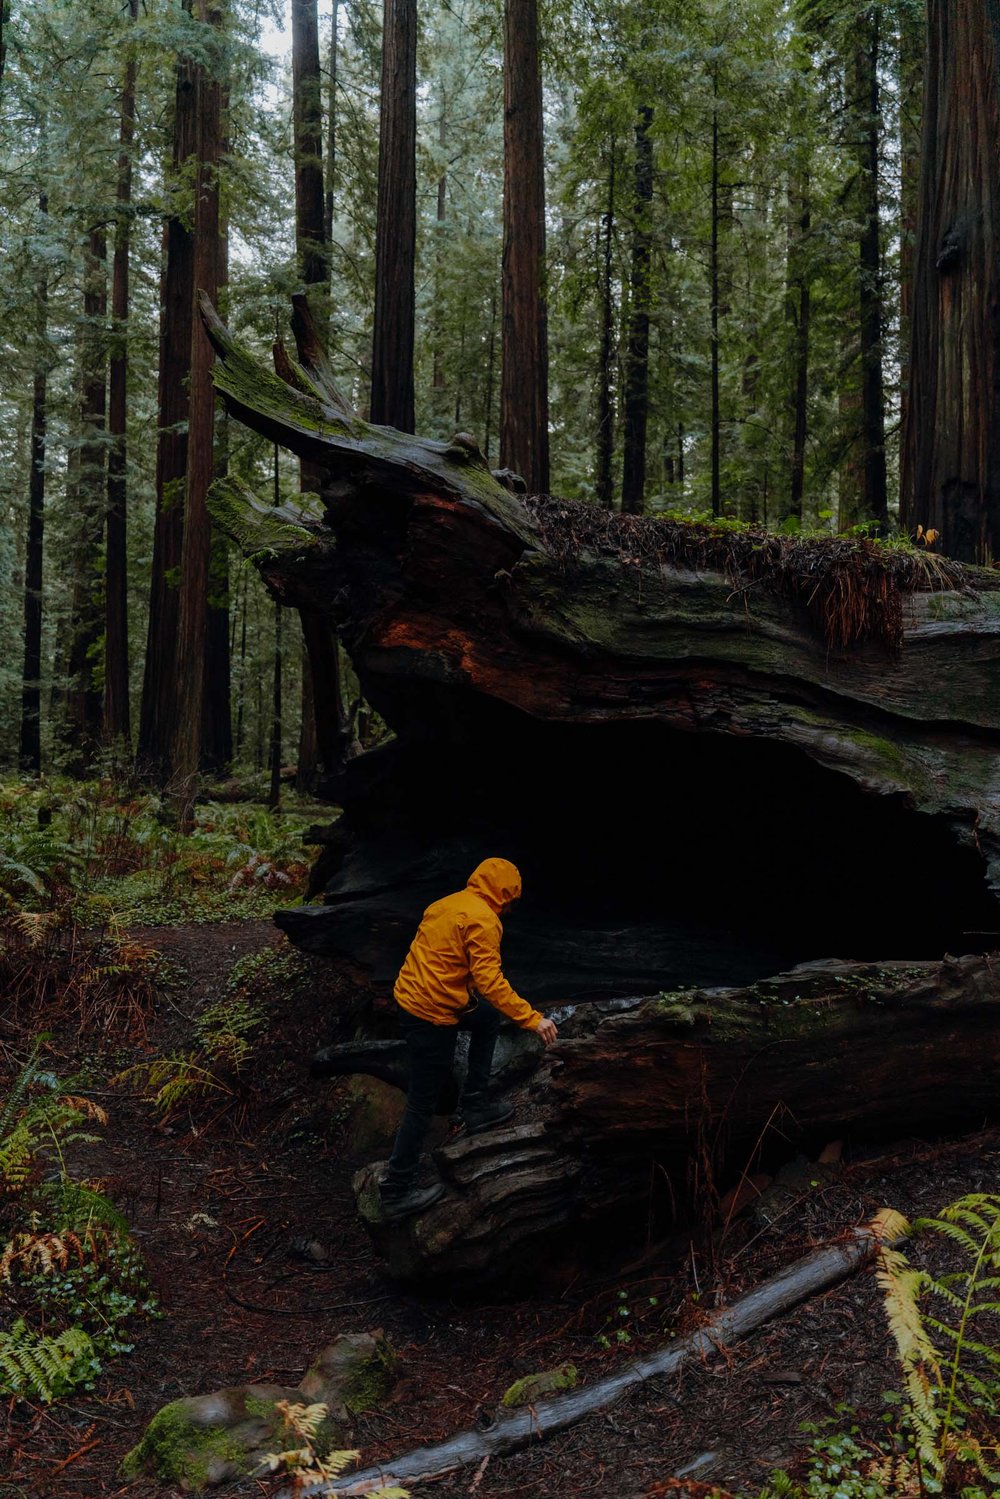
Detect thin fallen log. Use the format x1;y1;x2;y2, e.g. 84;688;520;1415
290;1216;897;1498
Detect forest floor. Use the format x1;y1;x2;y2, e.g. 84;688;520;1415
3;909;1000;1499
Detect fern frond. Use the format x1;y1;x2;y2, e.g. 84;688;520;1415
0;1321;95;1403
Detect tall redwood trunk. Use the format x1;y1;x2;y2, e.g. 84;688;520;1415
105;0;139;750
370;0;415;431
202;132;232;777
324;0;338;253
786;164;810;523
709;77;722;519
595;145;615;510
64;228;108;767
500;0;549;493
20;193;48;774
621;107;653;515
139;3;196;776
855;7;888;532
293;0;347;790
897;0;922;518
171;0;222;819
900;0;1000;563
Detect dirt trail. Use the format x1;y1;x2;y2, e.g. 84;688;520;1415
5;917;999;1498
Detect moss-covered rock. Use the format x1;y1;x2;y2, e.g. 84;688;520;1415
501;1363;578;1408
299;1331;396;1415
120;1333;396;1492
121;1383;302;1490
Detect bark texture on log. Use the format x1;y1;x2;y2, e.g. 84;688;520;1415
340;955;997;1282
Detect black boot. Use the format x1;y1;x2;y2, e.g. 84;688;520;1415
378;1179;445;1221
461;1096;515;1135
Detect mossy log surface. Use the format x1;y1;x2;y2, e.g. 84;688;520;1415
345;955;1000;1282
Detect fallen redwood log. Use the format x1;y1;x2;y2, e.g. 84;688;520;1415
200;296;1000;1280
200;293;1000;979
344;955;1000;1282
286;1214;900;1498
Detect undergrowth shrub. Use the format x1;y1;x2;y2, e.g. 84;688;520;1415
0;1039;159;1403
0;773;315;926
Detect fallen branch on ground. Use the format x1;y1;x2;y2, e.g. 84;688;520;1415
290;1214;900;1498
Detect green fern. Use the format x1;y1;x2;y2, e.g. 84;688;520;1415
118;1053;232;1115
0;1320;96;1403
878;1192;1000;1485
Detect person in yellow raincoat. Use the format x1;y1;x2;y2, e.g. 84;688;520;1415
379;857;558;1220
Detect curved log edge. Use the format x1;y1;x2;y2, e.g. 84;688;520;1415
337;955;1000;1282
284;1217;899;1498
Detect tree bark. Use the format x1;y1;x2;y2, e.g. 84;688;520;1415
339;957;1000;1283
786;164;810;523
324;0;338;255
901;0;1000;563
500;0;549;493
370;0;415;432
709;79;722;518
621;108;653;515
20;193;48;775
104;0;139;751
595;144;616;510
139;3;197;777
854;7;888;533
63;228;107;769
170;0;222;820
896;0;922;519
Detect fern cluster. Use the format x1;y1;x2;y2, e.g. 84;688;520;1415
0;1321;97;1404
256;1399;408;1497
0;1041;159;1405
877;1193;1000;1487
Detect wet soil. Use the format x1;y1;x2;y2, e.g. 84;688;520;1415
3;916;998;1499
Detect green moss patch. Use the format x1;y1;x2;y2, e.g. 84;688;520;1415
501;1363;578;1407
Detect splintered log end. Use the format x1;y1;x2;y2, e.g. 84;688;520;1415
197;295;541;548
206;475;327;563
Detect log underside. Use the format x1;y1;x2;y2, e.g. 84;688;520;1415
201;298;1000;1280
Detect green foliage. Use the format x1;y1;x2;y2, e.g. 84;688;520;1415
0;1044;159;1404
0;1321;97;1404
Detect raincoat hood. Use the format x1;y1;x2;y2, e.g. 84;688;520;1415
466;858;522;912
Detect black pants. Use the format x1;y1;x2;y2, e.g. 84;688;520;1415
383;998;503;1191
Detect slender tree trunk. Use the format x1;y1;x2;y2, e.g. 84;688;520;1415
170;0;222;822
432;92;447;415
234;568;248;761
201;98;232;775
621;107;653;514
896;0;922;520
268;444;283;809
500;0;549;493
709;78;722;519
596;145;615;510
64;228;108;768
483;286;497;462
104;0;139;750
20;194;48;774
855;7;888;533
786;165;810;524
292;0;347;791
138;3;196;776
0;2;8;93
371;0;416;431
324;0;338;254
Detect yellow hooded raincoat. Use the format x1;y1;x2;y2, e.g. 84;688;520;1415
394;858;542;1031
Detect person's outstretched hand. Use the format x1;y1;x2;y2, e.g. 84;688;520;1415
536;1016;558;1046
